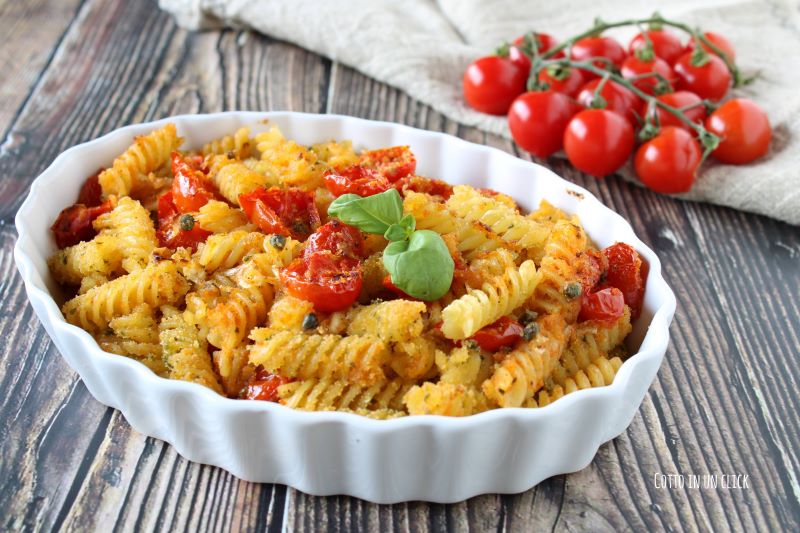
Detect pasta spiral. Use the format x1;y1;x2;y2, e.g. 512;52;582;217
345;300;427;343
93;197;157;272
208;155;278;205
195;200;253;233
49;236;121;286
62;261;188;331
202;127;252;159
389;337;437;380
404;382;488;416
534;356;623;407
441;259;539;340
206;285;274;351
95;304;165;375
278;378;412;414
159;305;223;394
249;330;388;384
99;123;181;198
482;314;569;407
255;126;325;190
196;231;264;272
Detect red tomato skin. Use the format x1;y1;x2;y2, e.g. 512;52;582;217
358;146;416;182
576;248;606;293
171;152;216;213
634;127;701;194
690;32;736;61
673;52;731;102
508;45;531;74
579;287;626;323
242;368;292;402
156;191;211;251
620;55;675;96
324;166;390;197
469;316;524;352
77;173;103;207
629;30;685;65
382;275;419;300
537;66;585;97
650;91;706;130
508;91;581;158
570;36;627;75
51;200;114;249
576;79;641;124
463;56;527;115
305;220;365;259
601;243;645;319
509;33;563;72
281;253;362;313
392;175;453;199
563;109;635;178
239;187;320;240
705;99;771;165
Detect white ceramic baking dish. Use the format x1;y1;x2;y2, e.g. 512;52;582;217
14;112;676;503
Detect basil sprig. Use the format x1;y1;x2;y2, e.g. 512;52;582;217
327;190;454;301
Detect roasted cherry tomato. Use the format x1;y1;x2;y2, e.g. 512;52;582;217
576;248;606;293
689;31;735;61
77;172;103;207
242;367;291;402
570;36;627;75
601;242;645;319
463;56;527;115
469;316;524;352
673;52;731;102
324;165;390;197
563;109;635;178
392;175;453;199
705;98;771;164
281;252;362;313
648;91;706;130
579;287;626;323
171;152;217;213
536;65;585;97
621;55;675;96
51;200;114;249
576;79;641;124
305;220;365;259
156;191;211;250
628;29;685;65
634;126;701;194
509;32;563;72
358;146;416;182
239;187;320;240
508;91;581;158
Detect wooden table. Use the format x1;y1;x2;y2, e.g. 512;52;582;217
1;1;798;530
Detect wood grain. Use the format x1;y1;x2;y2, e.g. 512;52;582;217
1;0;798;531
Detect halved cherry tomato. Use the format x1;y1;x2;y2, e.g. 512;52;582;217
51;200;114;249
601;243;645;319
576;248;606;293
689;31;736;61
392;175;453;199
537;65;585;97
358;146;417;182
508;90;581;158
509;33;563;73
305;219;365;260
242;367;292;402
621;55;675;96
648;91;706;130
171;152;217;213
324;165;390;197
383;275;418;300
463;56;527;115
629;30;685;65
673;52;731;102
563;109;635;178
281;252;362;313
239;187;320;240
579;287;626;323
77;172;103;207
469;316;524;352
635;126;701;194
570;36;627;75
576;79;641;124
156;191;211;251
705;98;771;164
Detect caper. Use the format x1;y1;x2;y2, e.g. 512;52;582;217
564;282;582;299
302;313;319;330
270;234;287;250
522;322;540;341
179;214;195;231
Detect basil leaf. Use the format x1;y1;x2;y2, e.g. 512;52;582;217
398;213;416;233
383;230;454;301
384;223;409;242
327;189;403;235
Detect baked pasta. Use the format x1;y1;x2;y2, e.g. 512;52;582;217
48;123;646;418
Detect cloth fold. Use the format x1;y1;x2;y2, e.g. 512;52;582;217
159;0;800;225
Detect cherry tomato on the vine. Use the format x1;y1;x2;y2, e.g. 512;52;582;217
634;126;701;194
576;79;641;124
705;98;771;164
508;91;581;158
463;56;527;115
469;316;524;352
673;51;731;101
648;91;706;130
509;33;563;73
600;243;646;319
537;65;585;97
570;36;627;75
621;55;675;96
578;287;626;323
628;29;685;65
563;109;634;178
689;31;736;61
281;252;362;313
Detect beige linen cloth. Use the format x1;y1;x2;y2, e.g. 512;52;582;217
159;0;800;225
